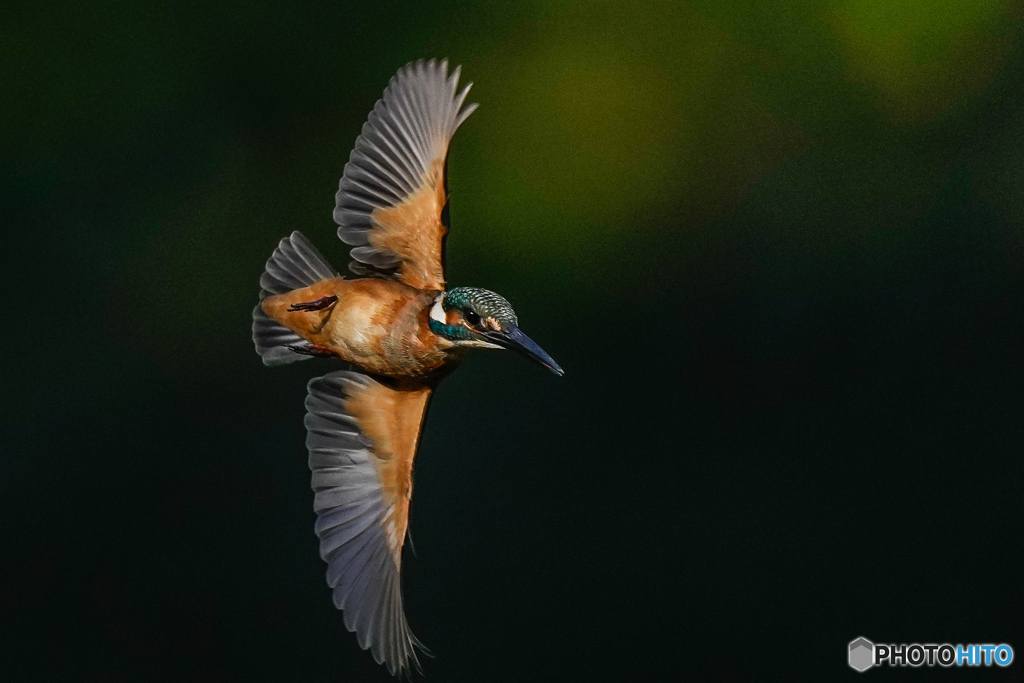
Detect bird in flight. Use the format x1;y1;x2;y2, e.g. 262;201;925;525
252;60;563;677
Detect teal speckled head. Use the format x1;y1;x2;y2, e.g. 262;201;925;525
428;287;563;375
444;287;517;330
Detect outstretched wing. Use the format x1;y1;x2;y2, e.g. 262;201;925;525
305;371;433;676
334;59;477;290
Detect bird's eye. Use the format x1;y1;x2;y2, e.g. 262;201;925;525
464;309;481;326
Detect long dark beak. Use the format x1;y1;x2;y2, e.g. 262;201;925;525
485;325;564;376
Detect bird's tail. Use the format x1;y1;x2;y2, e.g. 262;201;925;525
252;231;339;366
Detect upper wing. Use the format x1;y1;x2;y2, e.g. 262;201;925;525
334;59;478;291
305;371;433;676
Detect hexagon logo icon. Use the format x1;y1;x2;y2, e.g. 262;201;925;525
849;637;874;672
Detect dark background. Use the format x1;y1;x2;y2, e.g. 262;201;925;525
3;1;1023;680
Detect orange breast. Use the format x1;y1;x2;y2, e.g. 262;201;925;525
262;278;460;378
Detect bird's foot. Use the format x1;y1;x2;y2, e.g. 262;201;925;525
288;295;338;312
287;343;337;358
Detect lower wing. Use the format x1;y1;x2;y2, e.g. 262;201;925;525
305;371;433;676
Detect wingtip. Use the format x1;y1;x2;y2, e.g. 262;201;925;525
458;99;479;126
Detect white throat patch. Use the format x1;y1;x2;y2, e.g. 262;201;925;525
430;293;447;324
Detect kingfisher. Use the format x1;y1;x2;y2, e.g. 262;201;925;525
251;60;563;677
